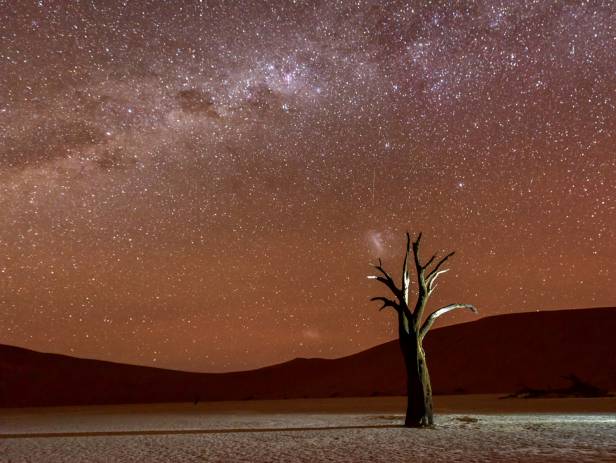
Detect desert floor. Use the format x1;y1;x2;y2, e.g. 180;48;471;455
1;395;615;462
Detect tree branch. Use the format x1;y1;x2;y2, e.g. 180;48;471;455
426;251;455;281
370;296;401;312
401;232;412;304
427;268;449;293
368;259;403;301
411;232;430;326
423;254;437;270
411;232;423;276
419;304;478;340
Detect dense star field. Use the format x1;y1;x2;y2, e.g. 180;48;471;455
0;0;614;371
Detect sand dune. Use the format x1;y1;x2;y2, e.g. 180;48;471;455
1;307;615;407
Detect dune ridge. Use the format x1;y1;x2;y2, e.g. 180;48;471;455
1;307;614;407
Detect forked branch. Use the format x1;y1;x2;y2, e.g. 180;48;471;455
426;252;455;281
427;268;449;293
368;259;403;301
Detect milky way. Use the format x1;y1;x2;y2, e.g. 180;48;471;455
1;0;614;371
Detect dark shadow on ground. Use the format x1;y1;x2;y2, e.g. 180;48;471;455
0;424;406;440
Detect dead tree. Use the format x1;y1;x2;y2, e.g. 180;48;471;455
369;232;477;427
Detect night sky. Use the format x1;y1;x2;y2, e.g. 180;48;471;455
1;0;614;372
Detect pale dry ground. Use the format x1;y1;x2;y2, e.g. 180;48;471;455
1;395;615;462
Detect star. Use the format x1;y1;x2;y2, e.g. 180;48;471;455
0;0;613;372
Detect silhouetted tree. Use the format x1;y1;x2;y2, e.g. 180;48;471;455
369;232;478;427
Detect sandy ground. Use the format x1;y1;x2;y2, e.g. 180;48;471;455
1;395;615;462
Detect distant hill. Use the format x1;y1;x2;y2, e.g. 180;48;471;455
1;307;615;407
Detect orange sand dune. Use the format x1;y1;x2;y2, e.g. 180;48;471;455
1;307;614;407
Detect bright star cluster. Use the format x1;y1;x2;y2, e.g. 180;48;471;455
0;0;614;371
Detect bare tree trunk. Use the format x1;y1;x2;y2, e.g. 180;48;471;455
419;345;434;426
401;334;434;427
370;232;476;428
